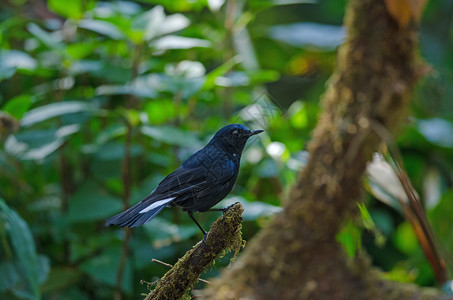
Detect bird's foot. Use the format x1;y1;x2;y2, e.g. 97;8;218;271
222;202;240;214
201;232;209;248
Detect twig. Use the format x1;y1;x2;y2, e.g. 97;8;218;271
152;259;174;269
114;119;133;300
152;259;212;285
55;82;73;263
370;120;449;284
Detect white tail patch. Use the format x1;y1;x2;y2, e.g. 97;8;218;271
139;197;176;213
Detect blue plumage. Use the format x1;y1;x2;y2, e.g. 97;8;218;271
105;124;263;236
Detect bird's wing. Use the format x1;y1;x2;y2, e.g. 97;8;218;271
105;147;235;228
153;148;236;200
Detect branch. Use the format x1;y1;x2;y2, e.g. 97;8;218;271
144;203;244;300
201;0;448;299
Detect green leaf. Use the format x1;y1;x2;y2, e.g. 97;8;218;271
141;0;207;11
365;153;405;212
417;118;453;148
78;20;125;40
132;239;177;270
40;267;81;294
0;50;37;71
0;256;49;298
48;0;83;19
203;56;240;90
136;72;204;99
158;14;190;36
336;220;362;258
11;125;80;160
141;125;201;147
91;63;131;83
0;63;16;81
272;0;316;4
0;261;20;293
132;6;166;41
213;71;249;87
68;182;123;222
393;222;418;255
382;265;417;283
27;23;64;49
143;217;199;245
268;22;344;49
151;36;211;50
222;196;281;221
95;124;127;145
67;60;103;76
95;84;157;98
133;6;190;41
442;280;453;295
247;69;280;84
80;246;132;294
370;209;394;237
249;0;315;10
0;199;41;299
21;139;63;160
144;99;176;125
428;189;453;241
20;101;97;127
358;203;385;247
17;125;80;160
65;42;96;60
92;142;142;161
289;101;309;129
358;203;375;231
2;94;33;119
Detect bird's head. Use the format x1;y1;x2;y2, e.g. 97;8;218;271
210;124;263;153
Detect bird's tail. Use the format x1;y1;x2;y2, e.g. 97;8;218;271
105;200;167;228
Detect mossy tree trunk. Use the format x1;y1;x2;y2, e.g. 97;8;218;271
202;0;450;299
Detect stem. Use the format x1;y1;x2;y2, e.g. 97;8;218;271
114;40;144;298
151;259;212;284
54;82;73;263
171;92;182;225
127;42;144;108
222;0;237;119
114;119;133;300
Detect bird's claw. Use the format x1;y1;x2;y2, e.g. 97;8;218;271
222;202;240;214
201;232;209;248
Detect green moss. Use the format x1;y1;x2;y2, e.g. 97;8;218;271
144;203;245;300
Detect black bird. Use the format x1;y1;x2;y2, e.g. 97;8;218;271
105;124;263;240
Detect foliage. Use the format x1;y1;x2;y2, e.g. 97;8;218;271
0;0;452;298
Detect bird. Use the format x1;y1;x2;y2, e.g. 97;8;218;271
105;124;263;241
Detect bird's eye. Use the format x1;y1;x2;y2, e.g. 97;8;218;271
232;130;238;136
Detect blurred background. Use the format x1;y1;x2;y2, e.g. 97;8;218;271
0;0;452;299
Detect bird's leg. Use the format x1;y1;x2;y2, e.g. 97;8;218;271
188;212;208;247
223;202;240;212
205;208;224;213
206;202;240;214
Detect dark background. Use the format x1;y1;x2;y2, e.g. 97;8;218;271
0;0;452;298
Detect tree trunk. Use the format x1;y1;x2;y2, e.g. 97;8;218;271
202;0;449;299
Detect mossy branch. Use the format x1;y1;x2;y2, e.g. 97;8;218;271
144;203;244;300
201;0;450;299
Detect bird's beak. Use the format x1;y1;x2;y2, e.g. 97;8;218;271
249;129;264;136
